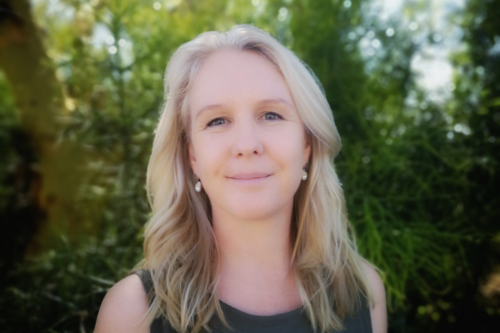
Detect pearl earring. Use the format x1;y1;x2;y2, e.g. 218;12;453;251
195;179;202;192
302;168;308;181
194;173;202;192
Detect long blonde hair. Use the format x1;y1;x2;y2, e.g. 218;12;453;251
136;24;372;333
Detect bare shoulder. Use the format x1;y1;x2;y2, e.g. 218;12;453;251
361;261;387;333
94;273;150;333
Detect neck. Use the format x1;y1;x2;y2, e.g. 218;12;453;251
212;204;294;274
211;202;302;315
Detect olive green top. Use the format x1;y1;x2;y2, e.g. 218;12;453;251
135;269;372;333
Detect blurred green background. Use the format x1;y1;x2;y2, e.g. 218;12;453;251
0;0;498;332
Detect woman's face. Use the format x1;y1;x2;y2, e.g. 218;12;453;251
188;50;311;221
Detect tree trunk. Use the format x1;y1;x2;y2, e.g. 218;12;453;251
0;0;81;255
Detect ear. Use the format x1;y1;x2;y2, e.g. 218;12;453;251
188;141;198;175
303;134;312;166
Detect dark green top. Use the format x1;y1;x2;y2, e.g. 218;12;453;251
135;269;372;333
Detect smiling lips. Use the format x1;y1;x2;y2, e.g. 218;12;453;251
228;172;271;180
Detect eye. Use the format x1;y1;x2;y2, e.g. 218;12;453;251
263;112;283;120
206;117;226;127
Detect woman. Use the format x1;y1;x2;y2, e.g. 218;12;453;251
94;24;387;333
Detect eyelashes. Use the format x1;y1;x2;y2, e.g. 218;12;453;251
206;112;284;127
207;118;226;127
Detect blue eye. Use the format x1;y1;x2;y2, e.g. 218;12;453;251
207;118;226;127
264;112;282;120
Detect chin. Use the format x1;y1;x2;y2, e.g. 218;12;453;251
236;208;274;220
227;195;283;220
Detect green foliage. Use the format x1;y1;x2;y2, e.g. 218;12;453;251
0;0;498;332
286;1;481;322
1;235;143;331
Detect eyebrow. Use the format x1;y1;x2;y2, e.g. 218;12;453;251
195;98;294;119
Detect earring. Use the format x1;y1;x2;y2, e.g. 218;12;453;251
195;179;202;192
302;168;308;181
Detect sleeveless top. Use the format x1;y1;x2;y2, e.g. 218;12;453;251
135;269;373;333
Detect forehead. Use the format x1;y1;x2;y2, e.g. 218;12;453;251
188;49;293;112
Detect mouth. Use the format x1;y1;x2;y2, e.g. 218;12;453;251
228;173;272;180
227;173;272;186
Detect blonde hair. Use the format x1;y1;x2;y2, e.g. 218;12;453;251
136;24;372;333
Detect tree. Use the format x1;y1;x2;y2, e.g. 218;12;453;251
0;0;87;266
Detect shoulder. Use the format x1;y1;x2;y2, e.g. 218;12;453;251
361;261;387;333
94;273;150;333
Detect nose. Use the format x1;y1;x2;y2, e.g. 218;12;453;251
230;115;264;158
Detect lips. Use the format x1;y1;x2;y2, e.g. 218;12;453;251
228;172;271;180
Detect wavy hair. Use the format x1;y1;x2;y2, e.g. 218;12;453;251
135;24;372;333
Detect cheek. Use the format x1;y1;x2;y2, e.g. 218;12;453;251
266;130;307;184
270;129;307;163
192;136;228;178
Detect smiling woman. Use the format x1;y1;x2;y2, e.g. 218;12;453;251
188;49;310;222
94;24;386;333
